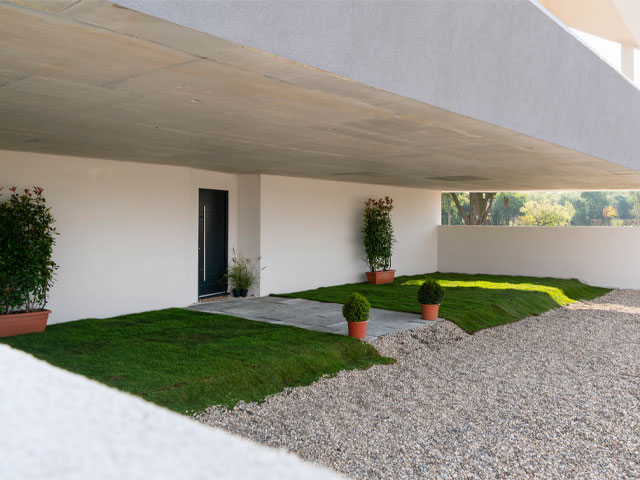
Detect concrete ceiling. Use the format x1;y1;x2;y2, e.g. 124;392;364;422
1;0;640;191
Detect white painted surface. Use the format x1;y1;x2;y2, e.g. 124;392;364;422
0;150;238;323
259;175;440;295
237;174;262;296
0;345;342;480
438;226;640;289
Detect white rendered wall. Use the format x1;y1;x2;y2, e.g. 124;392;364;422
0;150;238;323
0;344;341;480
438;226;640;289
237;174;262;296
259;175;440;295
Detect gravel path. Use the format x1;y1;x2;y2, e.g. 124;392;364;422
195;290;640;479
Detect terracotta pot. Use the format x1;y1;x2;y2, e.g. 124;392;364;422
420;304;439;321
366;270;396;285
0;310;50;338
347;320;368;339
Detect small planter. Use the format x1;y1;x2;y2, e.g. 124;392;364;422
420;304;439;321
232;289;241;297
241;289;248;297
0;310;50;338
347;321;368;339
366;270;395;285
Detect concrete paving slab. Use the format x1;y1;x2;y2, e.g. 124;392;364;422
189;296;442;339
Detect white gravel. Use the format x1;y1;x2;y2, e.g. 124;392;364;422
195;290;640;479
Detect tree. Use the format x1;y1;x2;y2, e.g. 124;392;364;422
520;200;575;226
488;192;526;225
449;192;496;225
602;205;618;226
441;194;453;225
581;191;608;225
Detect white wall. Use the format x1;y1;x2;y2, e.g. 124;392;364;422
237;174;262;296
438;226;640;289
1;151;441;322
0;344;341;480
259;175;440;295
1;150;238;323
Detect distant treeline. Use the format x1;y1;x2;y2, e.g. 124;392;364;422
441;191;640;226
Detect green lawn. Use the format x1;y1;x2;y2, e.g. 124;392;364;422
0;308;393;414
274;272;610;333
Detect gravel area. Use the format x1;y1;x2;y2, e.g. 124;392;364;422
195;290;640;479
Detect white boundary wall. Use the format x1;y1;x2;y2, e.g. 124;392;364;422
438;226;640;289
259;175;440;295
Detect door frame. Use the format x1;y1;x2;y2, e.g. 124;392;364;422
198;188;229;299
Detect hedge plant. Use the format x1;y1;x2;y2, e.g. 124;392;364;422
0;187;58;314
417;278;445;305
362;197;395;272
342;293;370;323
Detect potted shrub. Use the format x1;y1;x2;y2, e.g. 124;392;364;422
417;278;444;321
342;292;370;339
223;249;262;297
362;196;396;284
0;186;58;337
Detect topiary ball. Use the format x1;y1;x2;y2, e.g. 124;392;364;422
417;278;445;305
343;293;371;323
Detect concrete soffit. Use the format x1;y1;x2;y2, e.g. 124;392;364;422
1;0;640;191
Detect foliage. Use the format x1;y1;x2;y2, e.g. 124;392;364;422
1;308;394;413
442;190;640;227
223;249;263;291
441;192;467;225
342;292;371;323
362;197;395;271
417;278;445;305
449;192;496;225
488;193;526;225
602;205;617;219
275;272;610;334
0;186;58;314
520;200;575;226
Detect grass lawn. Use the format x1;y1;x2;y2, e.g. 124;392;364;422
0;308;393;414
274;272;611;334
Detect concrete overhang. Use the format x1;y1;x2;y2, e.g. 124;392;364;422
1;0;640;191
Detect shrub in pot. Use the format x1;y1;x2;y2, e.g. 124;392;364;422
223;249;263;297
0;186;58;337
362;197;396;284
417;278;444;321
342;292;370;339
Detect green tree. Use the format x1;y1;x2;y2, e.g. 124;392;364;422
581;192;608;225
441;193;467;225
520;200;575;226
488;192;526;225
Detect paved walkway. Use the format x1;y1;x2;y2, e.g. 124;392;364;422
189;296;436;339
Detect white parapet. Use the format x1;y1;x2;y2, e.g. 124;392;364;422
0;344;342;480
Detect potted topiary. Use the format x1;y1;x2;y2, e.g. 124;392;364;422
362;196;396;284
342;292;371;339
223;249;263;297
417;278;444;321
0;186;58;337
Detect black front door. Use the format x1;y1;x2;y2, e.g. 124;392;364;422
198;189;228;298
